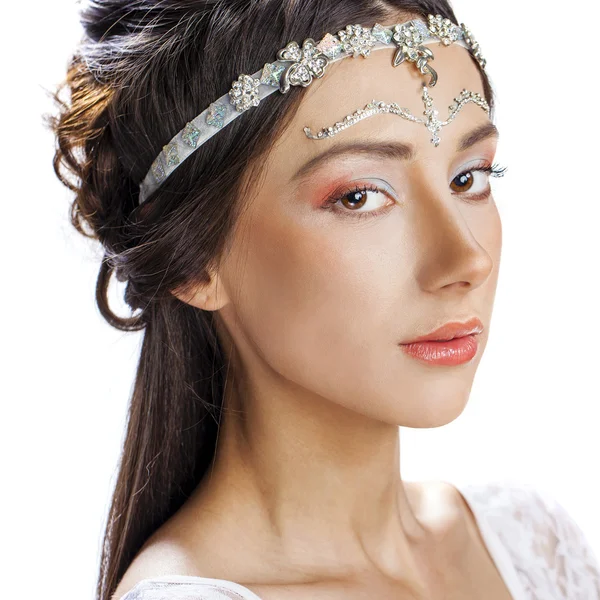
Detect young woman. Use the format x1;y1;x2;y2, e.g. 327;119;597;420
47;1;600;599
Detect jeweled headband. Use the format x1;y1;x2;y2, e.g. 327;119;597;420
138;14;487;204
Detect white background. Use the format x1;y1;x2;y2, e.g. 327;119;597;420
1;0;599;598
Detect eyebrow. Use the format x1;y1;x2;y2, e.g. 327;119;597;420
290;121;500;183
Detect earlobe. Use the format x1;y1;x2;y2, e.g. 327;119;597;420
170;271;229;312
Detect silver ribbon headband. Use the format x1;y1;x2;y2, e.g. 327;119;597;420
138;14;487;204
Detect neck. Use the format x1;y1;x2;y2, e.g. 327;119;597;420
179;362;453;590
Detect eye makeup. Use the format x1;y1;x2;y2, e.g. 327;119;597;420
321;178;399;222
316;160;507;221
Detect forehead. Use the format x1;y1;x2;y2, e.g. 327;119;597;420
274;42;489;162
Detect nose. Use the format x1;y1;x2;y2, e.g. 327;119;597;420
410;178;495;293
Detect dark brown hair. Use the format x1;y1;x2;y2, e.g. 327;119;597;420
44;1;494;598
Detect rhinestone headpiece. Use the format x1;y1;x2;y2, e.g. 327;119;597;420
138;14;487;204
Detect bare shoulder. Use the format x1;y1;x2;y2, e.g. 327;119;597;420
111;535;200;600
404;479;479;558
408;480;471;529
112;480;473;599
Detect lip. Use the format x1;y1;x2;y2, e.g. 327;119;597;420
400;317;484;344
399;334;480;365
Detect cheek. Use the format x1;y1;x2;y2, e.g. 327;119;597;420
224;204;410;390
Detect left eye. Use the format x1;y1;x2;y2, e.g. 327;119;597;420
450;168;491;195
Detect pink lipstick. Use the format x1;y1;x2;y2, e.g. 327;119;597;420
399;317;483;366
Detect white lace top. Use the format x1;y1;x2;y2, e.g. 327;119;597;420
118;481;600;599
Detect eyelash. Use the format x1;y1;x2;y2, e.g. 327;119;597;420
323;162;508;221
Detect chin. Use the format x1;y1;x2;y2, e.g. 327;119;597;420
382;378;475;428
401;401;470;429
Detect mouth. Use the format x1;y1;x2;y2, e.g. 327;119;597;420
400;317;484;345
398;331;481;365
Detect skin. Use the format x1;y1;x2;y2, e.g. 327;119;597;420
116;20;507;600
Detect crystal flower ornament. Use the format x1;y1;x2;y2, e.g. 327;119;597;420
337;24;378;57
276;39;330;93
392;22;438;86
427;14;460;45
228;74;262;112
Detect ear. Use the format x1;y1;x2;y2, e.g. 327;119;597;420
169;265;230;312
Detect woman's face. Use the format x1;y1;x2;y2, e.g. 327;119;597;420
212;38;502;428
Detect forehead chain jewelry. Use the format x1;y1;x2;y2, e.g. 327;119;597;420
304;84;490;147
139;14;487;204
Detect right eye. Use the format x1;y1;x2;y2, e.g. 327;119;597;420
324;182;397;220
